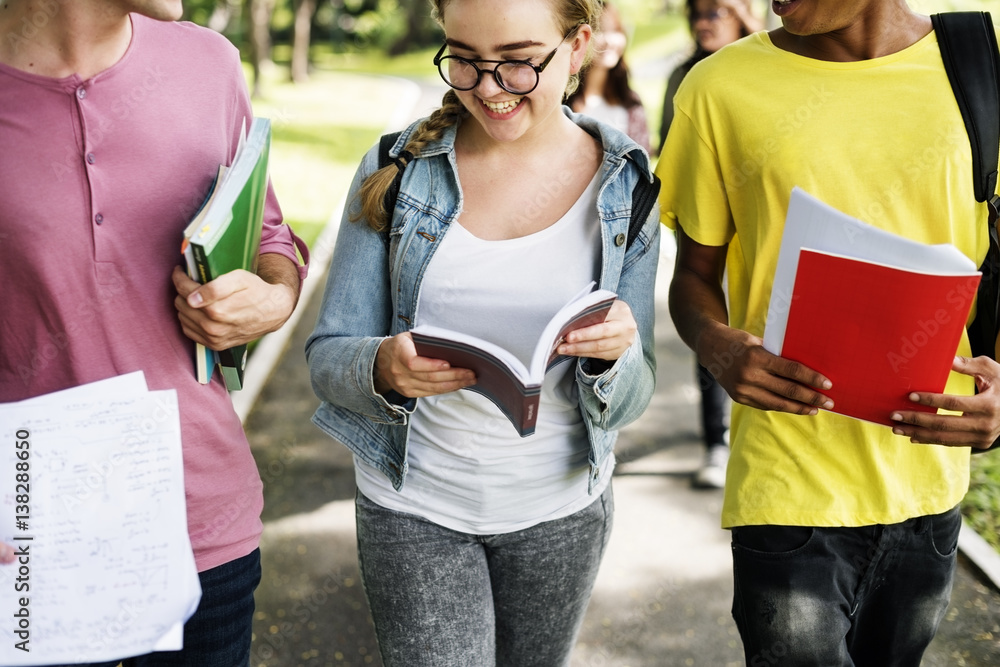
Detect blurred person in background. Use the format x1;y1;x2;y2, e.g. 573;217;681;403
659;0;761;489
567;0;653;155
661;0;762;148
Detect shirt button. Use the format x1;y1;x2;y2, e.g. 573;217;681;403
615;233;626;246
76;87;86;100
86;153;96;164
95;213;104;225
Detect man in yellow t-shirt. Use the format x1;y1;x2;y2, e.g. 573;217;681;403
656;0;1000;664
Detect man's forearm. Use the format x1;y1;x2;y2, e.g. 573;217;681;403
255;252;301;333
258;252;301;294
668;266;730;364
667;228;731;363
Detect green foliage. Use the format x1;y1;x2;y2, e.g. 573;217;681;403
246;65;402;248
963;454;1000;552
181;0;219;26
184;0;995;59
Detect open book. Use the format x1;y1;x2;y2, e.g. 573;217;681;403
763;187;981;426
411;284;617;437
181;117;271;391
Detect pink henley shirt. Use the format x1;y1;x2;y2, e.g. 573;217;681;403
0;14;308;571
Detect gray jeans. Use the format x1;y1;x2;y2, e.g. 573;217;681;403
355;485;614;667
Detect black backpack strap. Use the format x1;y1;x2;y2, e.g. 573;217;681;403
935;13;1000;451
934;11;1000;360
932;12;999;211
377;131;401;169
377;131;405;233
625;152;661;251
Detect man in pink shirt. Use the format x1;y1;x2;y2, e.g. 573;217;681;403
0;0;308;664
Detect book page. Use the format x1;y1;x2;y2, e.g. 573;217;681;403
531;286;617;378
412;325;529;380
0;374;201;665
764;187;978;354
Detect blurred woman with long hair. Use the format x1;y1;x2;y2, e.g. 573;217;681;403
567;1;652;154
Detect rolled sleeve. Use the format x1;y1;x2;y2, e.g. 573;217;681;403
259;181;310;281
655;105;734;245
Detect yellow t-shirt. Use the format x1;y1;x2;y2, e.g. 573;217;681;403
655;30;998;528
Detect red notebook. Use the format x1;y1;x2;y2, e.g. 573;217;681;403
781;249;980;425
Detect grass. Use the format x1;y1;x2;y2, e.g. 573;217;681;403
967;455;1000;551
245;0;1000;552
245;64;404;249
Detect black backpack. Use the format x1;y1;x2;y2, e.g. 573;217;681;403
376;130;660;252
934;12;1000;451
933;12;1000;361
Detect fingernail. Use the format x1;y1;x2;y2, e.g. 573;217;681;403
822;400;834;409
909;393;920;402
188;291;203;307
892;427;904;436
891;413;902;422
821;380;832;390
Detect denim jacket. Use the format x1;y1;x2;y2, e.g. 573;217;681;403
306;107;660;493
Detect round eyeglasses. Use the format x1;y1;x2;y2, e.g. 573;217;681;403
433;27;579;96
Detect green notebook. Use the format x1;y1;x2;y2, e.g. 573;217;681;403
182;117;271;391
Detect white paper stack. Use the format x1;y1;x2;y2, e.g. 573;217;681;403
0;372;201;665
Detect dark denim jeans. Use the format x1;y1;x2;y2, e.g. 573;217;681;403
697;362;729;447
47;548;261;667
355;486;614;667
731;507;961;666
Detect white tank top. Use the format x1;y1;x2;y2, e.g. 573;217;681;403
355;172;613;533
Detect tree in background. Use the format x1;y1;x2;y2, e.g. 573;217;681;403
183;0;440;93
291;0;317;82
247;0;275;96
386;0;440;55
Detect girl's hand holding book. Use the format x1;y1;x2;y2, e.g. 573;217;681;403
374;332;477;399
557;299;637;362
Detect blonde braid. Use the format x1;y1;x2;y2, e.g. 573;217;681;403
354;90;467;232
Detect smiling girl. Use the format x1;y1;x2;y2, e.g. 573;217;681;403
306;0;660;664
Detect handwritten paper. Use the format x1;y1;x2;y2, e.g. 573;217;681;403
0;372;201;665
